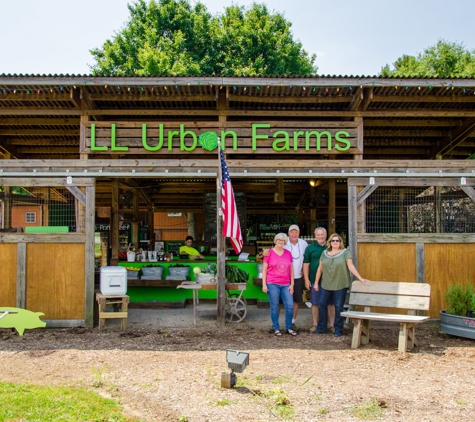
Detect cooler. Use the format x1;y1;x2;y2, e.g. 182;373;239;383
100;266;127;295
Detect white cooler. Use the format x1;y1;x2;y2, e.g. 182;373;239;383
100;266;127;295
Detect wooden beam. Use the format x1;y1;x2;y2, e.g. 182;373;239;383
360;88;374;111
0;117;80;125
229;94;350;104
0;129;78;136
349;178;475;187
348;87;363;111
429;117;475;158
88;93;216;102
364;119;463;127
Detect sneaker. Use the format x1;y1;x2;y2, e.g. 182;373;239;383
305;301;312;308
291;323;297;331
334;332;342;337
311;329;327;334
309;325;316;333
328;326;335;334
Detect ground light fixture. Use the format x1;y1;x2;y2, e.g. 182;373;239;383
221;349;250;388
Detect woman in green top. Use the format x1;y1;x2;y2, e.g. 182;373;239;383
314;233;369;337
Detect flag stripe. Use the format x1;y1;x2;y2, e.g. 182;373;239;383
220;148;243;254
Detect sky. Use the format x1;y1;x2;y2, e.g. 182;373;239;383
2;0;475;76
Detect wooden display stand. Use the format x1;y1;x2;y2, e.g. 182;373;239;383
95;292;130;330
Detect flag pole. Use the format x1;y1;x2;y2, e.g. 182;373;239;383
216;139;226;327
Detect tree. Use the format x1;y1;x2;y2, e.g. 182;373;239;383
89;0;317;76
380;39;475;77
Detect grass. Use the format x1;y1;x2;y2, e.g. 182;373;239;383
349;397;384;419
0;381;140;422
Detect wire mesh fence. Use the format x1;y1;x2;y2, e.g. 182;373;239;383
365;186;475;234
3;186;84;233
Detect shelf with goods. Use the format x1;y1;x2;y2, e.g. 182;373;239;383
119;234;129;252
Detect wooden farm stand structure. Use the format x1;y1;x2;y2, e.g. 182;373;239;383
1;75;475;327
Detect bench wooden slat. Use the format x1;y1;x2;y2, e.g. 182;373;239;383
340;311;430;323
349;293;430;310
350;281;431;296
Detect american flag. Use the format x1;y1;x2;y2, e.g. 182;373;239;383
220;148;243;254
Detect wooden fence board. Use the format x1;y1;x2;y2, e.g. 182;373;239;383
0;244;17;306
26;243;85;319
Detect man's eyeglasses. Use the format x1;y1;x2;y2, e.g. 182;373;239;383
331;239;340;242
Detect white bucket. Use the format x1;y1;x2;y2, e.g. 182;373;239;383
127;251;136;262
257;263;263;278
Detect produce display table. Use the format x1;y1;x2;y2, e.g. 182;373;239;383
95;292;129;330
177;282;247;324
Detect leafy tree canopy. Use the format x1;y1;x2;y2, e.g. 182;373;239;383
90;0;317;76
380;39;475;77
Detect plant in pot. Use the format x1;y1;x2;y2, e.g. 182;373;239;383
125;266;142;280
194;264;217;283
167;263;190;280
225;265;249;287
440;283;475;339
141;263;164;280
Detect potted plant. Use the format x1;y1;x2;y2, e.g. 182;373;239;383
194;264;217;283
125;266;142;280
167;263;190;279
440;283;475;339
141;264;164;280
225;265;249;290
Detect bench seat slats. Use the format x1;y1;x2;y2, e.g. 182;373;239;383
340;311;429;323
350;281;431;296
349;293;430;310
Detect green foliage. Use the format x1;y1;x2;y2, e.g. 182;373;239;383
380;39;475;77
90;0;317;76
349;397;384;419
261;387;294;419
225;264;249;283
0;382;137;421
201;263;217;275
445;283;475;316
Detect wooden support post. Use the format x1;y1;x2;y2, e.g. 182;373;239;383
328;179;336;234
131;189;139;246
85;184;96;328
148;205;155;246
398;323;409;353
110;180;119;266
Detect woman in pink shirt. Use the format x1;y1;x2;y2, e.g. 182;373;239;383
262;233;297;336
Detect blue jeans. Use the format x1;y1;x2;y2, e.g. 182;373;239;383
316;287;348;335
267;283;294;331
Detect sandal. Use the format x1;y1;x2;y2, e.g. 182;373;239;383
286;329;298;336
274;330;282;337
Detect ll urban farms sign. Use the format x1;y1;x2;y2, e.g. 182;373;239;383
82;121;362;155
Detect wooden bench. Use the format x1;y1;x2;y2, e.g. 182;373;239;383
340;281;431;353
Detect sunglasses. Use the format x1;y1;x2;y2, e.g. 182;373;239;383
331;239;340;242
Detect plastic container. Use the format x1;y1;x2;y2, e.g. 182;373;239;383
168;267;190;277
141;266;164;279
127;251;136;262
100;266;127;295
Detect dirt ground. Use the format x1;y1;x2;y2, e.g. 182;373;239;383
0;307;474;422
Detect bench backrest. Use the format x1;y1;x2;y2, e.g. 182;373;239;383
349;281;431;313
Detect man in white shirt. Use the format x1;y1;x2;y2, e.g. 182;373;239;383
285;225;308;331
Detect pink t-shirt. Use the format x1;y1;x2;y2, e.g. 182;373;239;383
263;248;293;285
